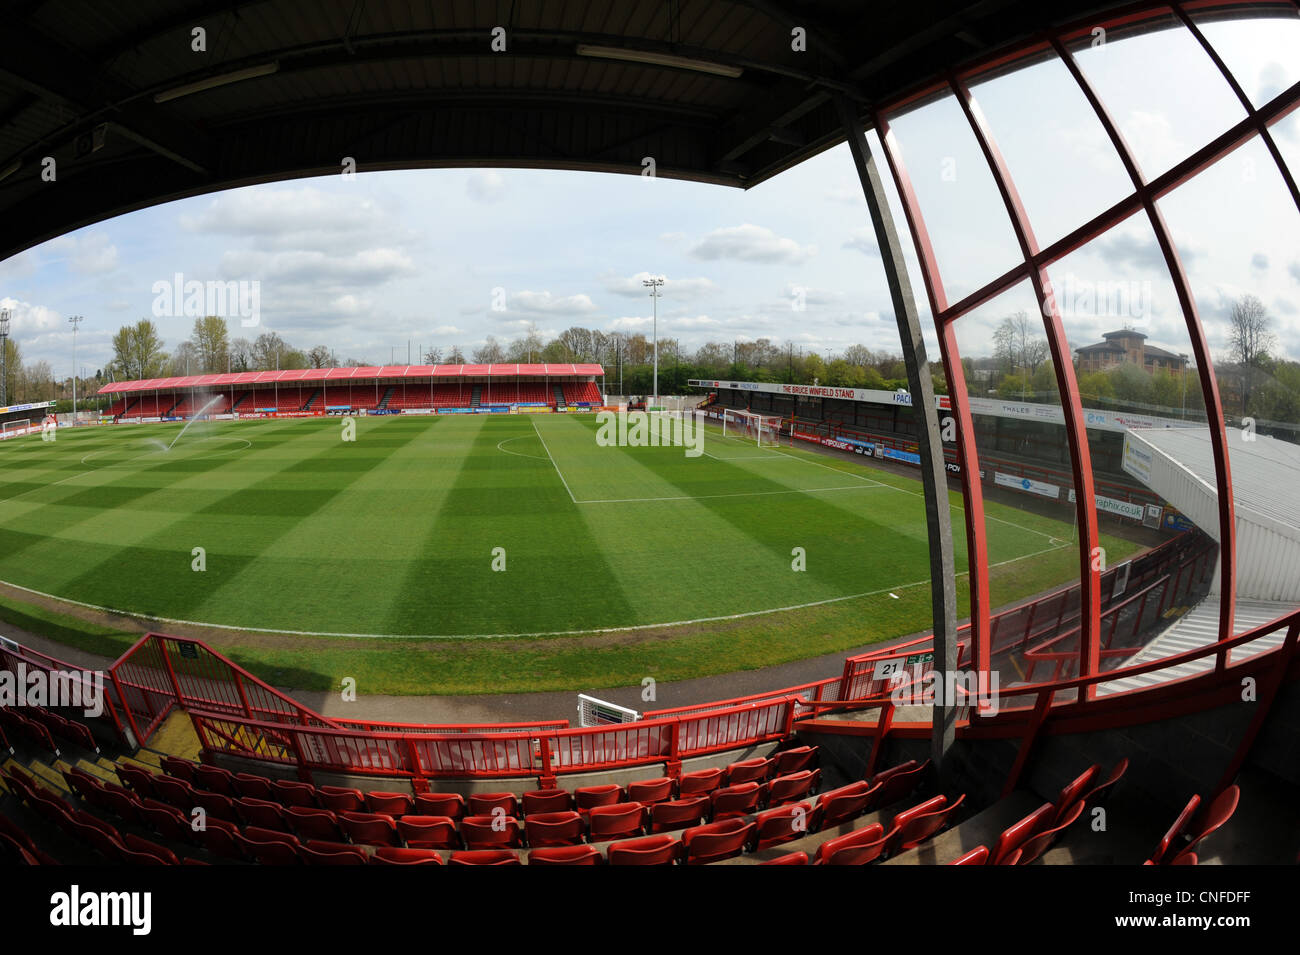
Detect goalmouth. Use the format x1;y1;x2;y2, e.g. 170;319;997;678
720;408;787;447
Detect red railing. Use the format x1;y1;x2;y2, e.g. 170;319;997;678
643;677;841;721
189;695;799;785
0;641;131;746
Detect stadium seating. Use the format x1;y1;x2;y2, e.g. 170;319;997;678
461;814;521;850
339;811;401;847
650;796;710;833
562;382;602;404
676;767;723;796
817;781;879;829
529;844;603;865
587;803;647;841
682;818;756;864
448;849;520;866
815;823;889;865
395;815;460;850
606;834;681;866
522;788;573;814
524;810;585;847
371;847;443;865
710;782;764;820
761;851;809;865
1148;786;1240;866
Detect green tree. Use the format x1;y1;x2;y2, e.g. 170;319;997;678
110;319;169;380
192;316;230;374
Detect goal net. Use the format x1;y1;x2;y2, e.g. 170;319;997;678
721;409;784;447
0;418;33;439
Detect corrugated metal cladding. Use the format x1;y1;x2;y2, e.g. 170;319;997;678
1127;428;1300;604
0;0;1132;259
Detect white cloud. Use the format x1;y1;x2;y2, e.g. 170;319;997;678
508;290;598;314
844;228;880;257
688;224;817;264
602;271;717;298
466;171;507;204
48;232;118;274
0;298;61;333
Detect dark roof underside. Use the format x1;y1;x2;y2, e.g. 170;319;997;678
0;0;1130;260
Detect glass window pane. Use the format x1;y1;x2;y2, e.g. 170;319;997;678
1068;15;1248;182
968;52;1134;248
1048;212;1222;674
1191;6;1300;110
884;93;1025;304
1269;109;1300;185
1158;135;1300;641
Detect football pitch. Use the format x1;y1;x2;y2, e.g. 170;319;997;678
0;414;1141;692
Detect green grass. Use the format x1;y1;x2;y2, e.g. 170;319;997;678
0;414;1142;693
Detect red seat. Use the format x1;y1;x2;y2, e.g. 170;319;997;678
868;759;930;809
650;795;710;833
889;794;965;853
528;844;603;865
365;790;413;816
574;785;622;811
607;833;681;866
1169;850;1199;865
233;773;277;801
815;822;888;865
371;847;444;865
754;803;818;851
950;845;990;865
396;815;460;850
160;757;196;783
991;802;1055;866
1015;799;1085;865
724;757;774;786
588;803;647;841
69;810;124;862
1150;785;1239;865
153;775;197;811
448;849;520;866
318;786;366;813
1051;765;1100;826
676;767;723;796
761;851;809;865
138;800;193;844
1080;758;1129;809
340;810;400;847
286;806;346;843
235;797;291;833
626;777;674;805
522;788;573;815
682;818;756;864
272;779;319;808
300;840;367;865
237;826;302;865
115;764;159;800
772;745;818;777
194;816;243;860
413;792;466;819
468;792;519;817
196;790;240;823
818;780;879;829
461;814;521;849
524;810;585;848
766;769;821;807
710;781;764;820
194;764;238;797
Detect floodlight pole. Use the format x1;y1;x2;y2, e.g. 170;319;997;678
68;316;83;425
0;309;9;408
644;277;663;405
836;96;959;782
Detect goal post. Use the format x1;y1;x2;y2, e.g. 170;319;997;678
721;408;785;447
0;418;33;439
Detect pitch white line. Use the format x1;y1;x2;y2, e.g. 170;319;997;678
0;535;1072;641
496;434;549;461
576;484;888;504
531;417;577;504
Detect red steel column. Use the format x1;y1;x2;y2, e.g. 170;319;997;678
875;115;993;694
951;75;1102;695
1053;36;1238;670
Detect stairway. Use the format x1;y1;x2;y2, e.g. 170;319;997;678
230;392;250;412
470;384;482;408
379;386;395;409
116;397;140;420
553;384;566;410
301;387;321;411
164;397;183;417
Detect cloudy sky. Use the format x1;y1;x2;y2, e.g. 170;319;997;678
1;14;1296;382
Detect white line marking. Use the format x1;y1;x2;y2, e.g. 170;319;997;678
0;536;1071;641
496;434;549;461
575;484;887;504
531;417;577;504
